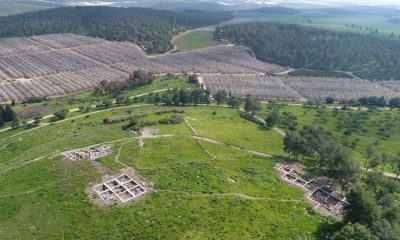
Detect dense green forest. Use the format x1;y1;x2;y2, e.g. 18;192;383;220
0;6;232;53
214;22;400;80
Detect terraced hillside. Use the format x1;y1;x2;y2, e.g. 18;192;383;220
0;34;285;103
203;75;400;100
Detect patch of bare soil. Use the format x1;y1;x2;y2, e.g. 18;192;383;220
17;105;49;118
140;127;158;138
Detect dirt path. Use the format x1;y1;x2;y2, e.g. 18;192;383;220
192;135;273;158
114;142;130;168
0;143;8;151
157;189;303;202
0;89;172;134
361;167;399;179
0;157;44;175
0;187;44;199
168;30;194;53
274;68;295;75
2;97;398;180
0;103;153;139
196;75;206;89
273;127;286;137
184;117;199;135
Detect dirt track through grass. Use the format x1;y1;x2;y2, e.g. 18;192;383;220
158;189;304;202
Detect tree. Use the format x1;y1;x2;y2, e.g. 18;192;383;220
363;144;381;178
50;109;69;122
153;93;161;105
380;153;391;172
227;96;241;109
332;224;378;240
371;219;400;240
334;151;360;191
102;100;113;108
3;105;16;122
265;109;280;128
11;119;19;129
188;74;198;84
244;96;262;114
393;153;400;180
127;69;155;88
0;115;4;128
0;105;5;120
326;96;335;104
33;115;42;126
345;183;381;227
216;22;400;80
179;89;191;105
190;89;203;105
283;131;307;160
389;97;400;108
214;90;228;105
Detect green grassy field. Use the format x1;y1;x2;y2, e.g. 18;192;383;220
173;31;222;52
235;11;400;37
260;102;400;172
0;101;329;239
6;76;194;123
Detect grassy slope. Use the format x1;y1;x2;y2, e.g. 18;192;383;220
235;12;400;36
7;76;194;123
185;107;284;156
0;105;325;239
261;103;400;171
173;31;221;52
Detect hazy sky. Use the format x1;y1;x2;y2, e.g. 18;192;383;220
294;0;399;5
238;0;400;7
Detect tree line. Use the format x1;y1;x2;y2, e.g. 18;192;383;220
214;22;400;80
0;6;232;53
0;104;17;128
339;96;400;109
94;69;156;97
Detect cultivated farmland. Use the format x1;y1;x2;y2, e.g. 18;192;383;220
282;77;400;100
202;74;302;99
203;75;400;100
0;34;286;102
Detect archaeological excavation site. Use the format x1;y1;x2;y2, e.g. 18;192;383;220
60;144;150;205
277;164;349;218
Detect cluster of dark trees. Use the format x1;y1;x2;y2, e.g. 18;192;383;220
49;109;69;122
333;172;400;240
214;22;400;80
283;123;400;239
344;24;379;34
120;113;184;131
213;90;241;109
362;144;400;179
21;96;47;104
94;69;155;97
284;125;359;190
146;88;211;106
334;96;400;109
0;7;232;53
0;105;17;128
264;108;297;130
